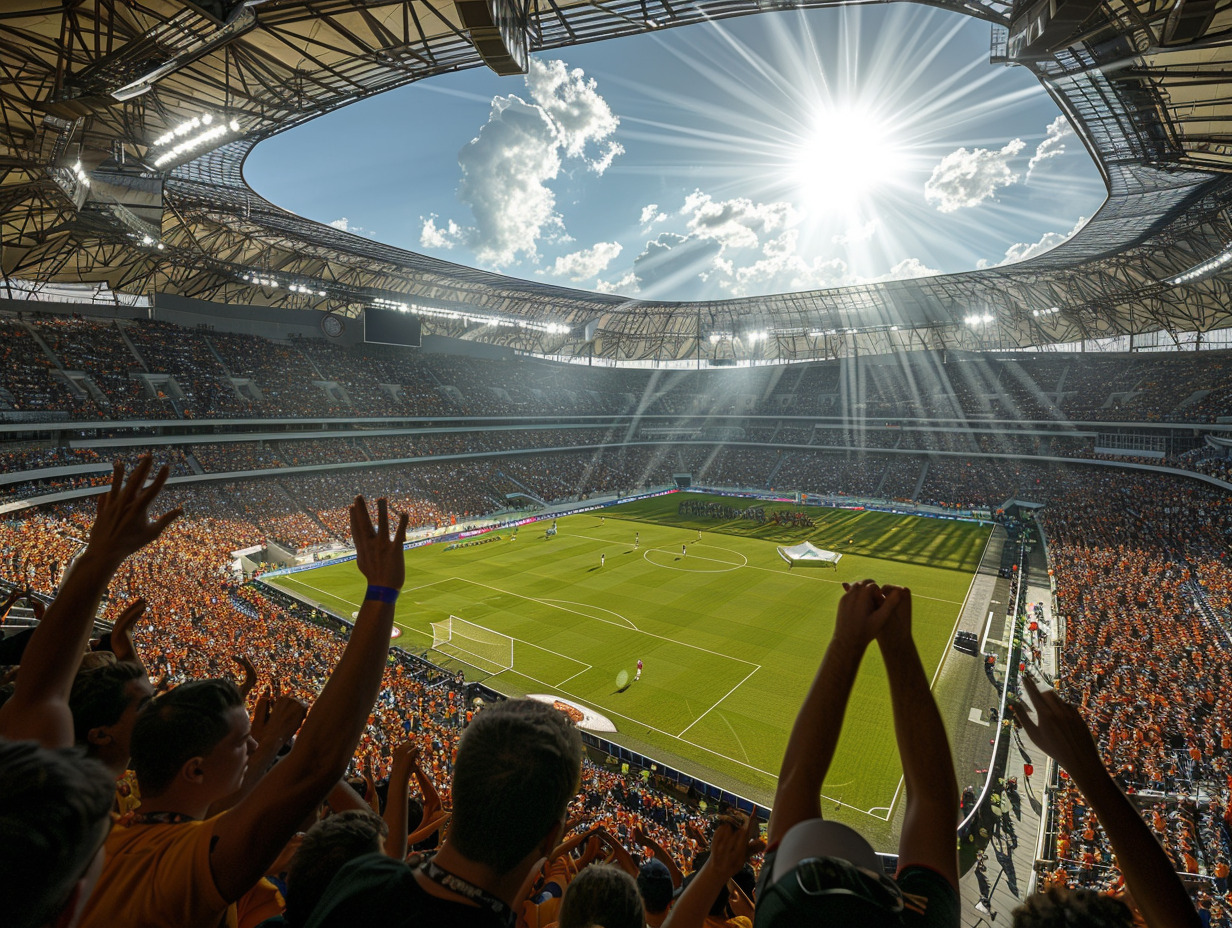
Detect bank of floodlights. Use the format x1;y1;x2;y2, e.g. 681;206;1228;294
151;112;242;168
1163;242;1232;286
965;313;995;326
371;297;570;335
1032;307;1061;317
239;272;326;297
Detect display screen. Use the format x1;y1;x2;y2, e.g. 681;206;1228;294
364;308;422;347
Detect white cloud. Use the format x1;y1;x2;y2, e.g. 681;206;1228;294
870;257;942;281
995;216;1088;266
639;203;667;228
525;59;624;172
924;138;1026;212
608;192;941;299
328;217;374;237
681;190;798;250
419;215;466;250
832;220;878;247
630;231;723;296
446;58;623;268
541;241;623;281
594;271;639;294
1028;116;1074;177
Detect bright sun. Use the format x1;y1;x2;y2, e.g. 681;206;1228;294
790;105;905;214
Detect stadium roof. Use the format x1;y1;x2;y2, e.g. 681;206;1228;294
4;0;1232;361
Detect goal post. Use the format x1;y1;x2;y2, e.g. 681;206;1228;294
430;615;514;675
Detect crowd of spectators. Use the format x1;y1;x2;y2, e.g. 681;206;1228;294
6;310;1232;426
1;445;1222;926
1037;473;1232;924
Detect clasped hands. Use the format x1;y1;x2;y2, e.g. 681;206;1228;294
833;578;912;653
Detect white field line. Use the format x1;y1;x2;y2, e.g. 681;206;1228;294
539;598;638;631
677;664;762;738
494;666;889;821
512;636;591;677
274;575;446;643
456;576;759;669
568;531;747;569
565;530;963;605
276;574;359;607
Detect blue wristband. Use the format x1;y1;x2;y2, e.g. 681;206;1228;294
365;585;400;604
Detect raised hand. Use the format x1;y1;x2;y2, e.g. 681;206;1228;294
233;653;258;698
112;598;147;638
707;812;764;881
876;583;913;649
1010;674;1102;777
87;457;182;566
349;496;409;591
391;740;422;770
834;579;903;652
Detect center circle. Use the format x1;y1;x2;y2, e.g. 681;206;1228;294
642;544;747;573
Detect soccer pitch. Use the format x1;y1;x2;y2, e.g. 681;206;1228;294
267;494;990;822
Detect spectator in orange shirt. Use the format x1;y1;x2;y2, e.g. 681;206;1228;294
79;493;409;928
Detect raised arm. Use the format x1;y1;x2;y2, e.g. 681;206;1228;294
0;458;179;747
875;584;959;888
382;740;421;860
1011;674;1200;928
412;749;444;820
635;828;684;887
232;653;259;700
662;813;763;928
208;696;308;817
768;580;899;843
209;496;408;902
108;598;148;668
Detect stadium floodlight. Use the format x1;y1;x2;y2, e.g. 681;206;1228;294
965;313;995;325
1163;242;1232;285
151;112;242;169
372;296;569;335
1032;307;1061;317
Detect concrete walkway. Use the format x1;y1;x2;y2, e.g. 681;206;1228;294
960;546;1057;924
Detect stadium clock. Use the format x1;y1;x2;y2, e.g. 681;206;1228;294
321;313;345;338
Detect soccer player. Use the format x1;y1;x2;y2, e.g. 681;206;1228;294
634;531;639;548
697;530;702;542
681;544;687;558
635;659;642;682
600;553;605;568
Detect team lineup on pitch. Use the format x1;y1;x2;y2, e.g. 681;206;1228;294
268;493;990;821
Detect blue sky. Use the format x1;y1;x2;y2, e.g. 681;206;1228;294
246;4;1106;301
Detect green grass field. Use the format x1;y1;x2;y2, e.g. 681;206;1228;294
267;494;990;823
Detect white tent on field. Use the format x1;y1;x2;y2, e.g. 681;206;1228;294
777;541;842;569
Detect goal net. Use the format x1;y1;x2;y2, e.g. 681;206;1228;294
430;615;514;674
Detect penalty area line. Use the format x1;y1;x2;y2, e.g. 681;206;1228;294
496;668;888;822
676;664;761;739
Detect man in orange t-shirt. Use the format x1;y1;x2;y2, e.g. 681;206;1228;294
80;496;410;928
